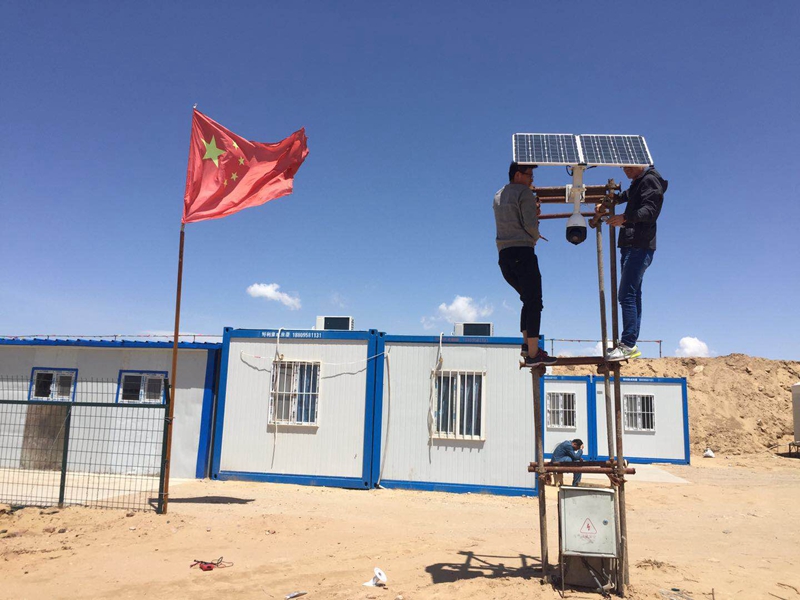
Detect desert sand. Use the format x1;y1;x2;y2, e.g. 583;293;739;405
1;355;798;600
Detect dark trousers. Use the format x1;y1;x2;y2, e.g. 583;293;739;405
618;247;655;347
499;246;543;337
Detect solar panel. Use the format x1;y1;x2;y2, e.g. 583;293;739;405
513;133;582;166
578;135;652;167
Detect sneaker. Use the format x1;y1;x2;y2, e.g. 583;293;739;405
607;344;641;362
524;348;558;367
520;343;529;357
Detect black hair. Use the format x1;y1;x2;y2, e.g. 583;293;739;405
572;438;584;447
509;162;537;182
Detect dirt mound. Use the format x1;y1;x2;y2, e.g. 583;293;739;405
553;354;800;455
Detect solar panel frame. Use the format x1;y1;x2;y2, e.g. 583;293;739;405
512;133;583;166
578;134;652;167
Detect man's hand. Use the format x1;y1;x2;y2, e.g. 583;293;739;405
606;214;626;227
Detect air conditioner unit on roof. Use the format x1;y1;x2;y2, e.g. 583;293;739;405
454;322;493;336
315;316;355;331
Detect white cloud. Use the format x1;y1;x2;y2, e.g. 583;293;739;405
675;336;710;357
420;316;437;330
330;292;347;309
246;283;301;310
436;296;493;323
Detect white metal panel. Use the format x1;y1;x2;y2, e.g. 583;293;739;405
595;380;686;461
220;338;369;479
543;379;589;457
379;342;536;490
0;345;210;479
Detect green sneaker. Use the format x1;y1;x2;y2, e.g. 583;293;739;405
625;344;642;359
607;344;641;361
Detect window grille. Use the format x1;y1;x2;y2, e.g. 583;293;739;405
118;373;166;404
433;370;484;440
624;394;655;431
546;392;576;429
269;361;320;425
30;369;75;401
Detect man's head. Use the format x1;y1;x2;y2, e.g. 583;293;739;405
622;166;646;180
571;439;583;450
509;162;537;185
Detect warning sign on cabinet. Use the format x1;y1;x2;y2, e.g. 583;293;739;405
580;518;597;537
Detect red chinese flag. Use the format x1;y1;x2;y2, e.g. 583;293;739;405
182;109;309;224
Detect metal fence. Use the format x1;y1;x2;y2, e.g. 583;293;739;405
0;376;169;512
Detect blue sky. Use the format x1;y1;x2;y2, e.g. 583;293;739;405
1;1;798;360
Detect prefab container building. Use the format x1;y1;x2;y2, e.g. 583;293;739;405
543;375;690;464
0;330;688;498
212;330;690;495
212;328;381;489
0;338;220;479
542;376;592;462
593;377;689;464
376;334;538;496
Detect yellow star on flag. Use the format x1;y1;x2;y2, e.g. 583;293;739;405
238;156;245;166
232;141;239;150
231;172;239;182
202;136;226;167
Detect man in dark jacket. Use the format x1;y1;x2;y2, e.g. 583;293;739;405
606;165;668;361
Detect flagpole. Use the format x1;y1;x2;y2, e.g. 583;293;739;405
162;221;186;513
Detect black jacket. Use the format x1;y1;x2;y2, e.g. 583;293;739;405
617;167;668;250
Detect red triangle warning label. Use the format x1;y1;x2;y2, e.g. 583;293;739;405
580;518;597;535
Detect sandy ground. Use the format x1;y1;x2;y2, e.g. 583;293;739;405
2;453;799;600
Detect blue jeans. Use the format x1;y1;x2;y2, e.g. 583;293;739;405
618;247;655;348
554;448;583;485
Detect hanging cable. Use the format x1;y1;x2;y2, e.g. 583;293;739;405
376;348;391;487
427;333;445;440
274;328;284;361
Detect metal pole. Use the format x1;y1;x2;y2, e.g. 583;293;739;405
608;209;630;591
531;366;549;581
595;222;616;462
157;379;172;514
613;365;629;588
162;223;186;514
57;405;72;508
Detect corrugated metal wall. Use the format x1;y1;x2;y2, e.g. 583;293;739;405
543;377;591;458
595;378;688;462
378;340;537;491
217;334;372;482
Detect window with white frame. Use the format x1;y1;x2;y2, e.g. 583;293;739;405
433;370;484;439
119;372;166;404
269;361;320;425
31;369;75;401
624;394;655;431
546;392;576;429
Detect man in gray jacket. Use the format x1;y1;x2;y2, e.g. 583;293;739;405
494;162;556;367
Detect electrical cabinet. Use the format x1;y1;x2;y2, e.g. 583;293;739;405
558;487;617;558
